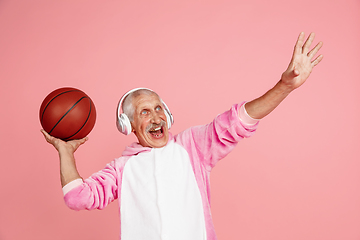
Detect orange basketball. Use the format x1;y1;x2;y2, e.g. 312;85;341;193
39;87;96;141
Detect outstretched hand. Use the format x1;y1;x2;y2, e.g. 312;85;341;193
244;32;324;120
41;129;88;153
281;32;323;91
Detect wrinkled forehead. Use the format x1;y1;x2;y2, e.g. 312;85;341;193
132;92;162;109
132;89;159;100
131;90;162;110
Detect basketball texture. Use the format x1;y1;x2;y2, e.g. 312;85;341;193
39;87;96;141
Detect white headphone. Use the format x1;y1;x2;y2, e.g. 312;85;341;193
116;88;174;135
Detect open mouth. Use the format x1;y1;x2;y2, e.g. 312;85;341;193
148;126;164;138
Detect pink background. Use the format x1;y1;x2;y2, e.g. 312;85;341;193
0;1;359;239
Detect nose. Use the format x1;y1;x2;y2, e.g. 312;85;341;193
151;112;161;124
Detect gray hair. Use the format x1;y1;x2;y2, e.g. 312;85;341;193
122;89;162;122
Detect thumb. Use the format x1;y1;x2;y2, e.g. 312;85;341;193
70;136;89;151
293;67;300;77
79;136;89;144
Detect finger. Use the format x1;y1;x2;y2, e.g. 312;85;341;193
311;54;324;67
78;137;88;145
308;41;323;59
41;129;62;146
302;32;315;54
294;32;306;56
40;129;52;142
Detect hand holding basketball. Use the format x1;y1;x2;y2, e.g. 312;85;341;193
41;129;88;153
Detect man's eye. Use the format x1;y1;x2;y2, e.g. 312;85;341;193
156;106;162;111
141;110;148;115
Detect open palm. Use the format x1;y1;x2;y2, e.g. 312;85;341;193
281;32;323;90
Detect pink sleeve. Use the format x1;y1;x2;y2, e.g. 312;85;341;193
175;102;258;170
62;178;84;195
239;102;260;125
63;160;120;211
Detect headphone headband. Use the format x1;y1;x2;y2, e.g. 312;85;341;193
116;88;174;135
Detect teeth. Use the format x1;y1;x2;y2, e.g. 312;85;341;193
149;126;161;132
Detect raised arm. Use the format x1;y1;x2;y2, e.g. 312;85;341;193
244;32;323;119
41;130;87;187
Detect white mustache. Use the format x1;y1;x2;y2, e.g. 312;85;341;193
146;120;166;132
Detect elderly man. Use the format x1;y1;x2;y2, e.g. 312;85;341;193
42;32;323;240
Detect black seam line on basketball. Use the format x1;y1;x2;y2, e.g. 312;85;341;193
48;96;88;135
41;89;83;123
63;98;92;141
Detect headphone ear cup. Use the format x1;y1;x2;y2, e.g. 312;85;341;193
164;109;173;130
117;113;132;135
160;99;173;130
165;111;171;129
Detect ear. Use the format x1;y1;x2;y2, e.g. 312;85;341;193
130;122;136;133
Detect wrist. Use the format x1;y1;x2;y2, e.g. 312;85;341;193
277;79;294;95
56;141;76;154
58;146;75;157
57;145;77;167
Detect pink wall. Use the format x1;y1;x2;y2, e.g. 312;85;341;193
0;1;359;239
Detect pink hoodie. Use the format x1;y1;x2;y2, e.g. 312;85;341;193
63;102;258;240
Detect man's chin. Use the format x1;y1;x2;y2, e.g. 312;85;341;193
146;133;168;148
